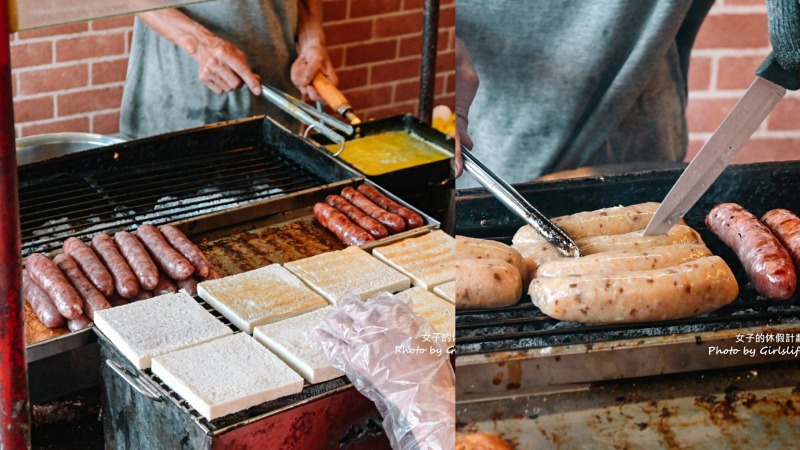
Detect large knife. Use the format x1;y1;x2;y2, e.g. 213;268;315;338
644;54;800;236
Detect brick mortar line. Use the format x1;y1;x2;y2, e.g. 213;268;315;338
13;28;132;45
12;56;131;74
707;5;766;15
14;82;126;100
691;48;770;57
22;108;121;124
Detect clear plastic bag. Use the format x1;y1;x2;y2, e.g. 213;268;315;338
316;291;455;450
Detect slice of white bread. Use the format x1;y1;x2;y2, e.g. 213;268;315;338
197;264;328;333
93;291;232;369
372;230;455;290
284;246;410;305
253;306;343;384
150;333;304;421
433;280;455;304
398;287;455;337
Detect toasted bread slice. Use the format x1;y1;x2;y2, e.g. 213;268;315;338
398;287;454;338
284;246;410;305
433;280;455;304
198;264;327;333
372;230;455;290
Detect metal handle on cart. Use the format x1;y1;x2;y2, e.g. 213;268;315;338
260;84;349;154
106;359;163;402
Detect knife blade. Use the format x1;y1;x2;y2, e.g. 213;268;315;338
644;53;798;236
461;146;581;257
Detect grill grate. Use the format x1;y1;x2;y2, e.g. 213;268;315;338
19;145;322;256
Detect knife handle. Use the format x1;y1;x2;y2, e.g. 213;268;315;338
757;52;800;91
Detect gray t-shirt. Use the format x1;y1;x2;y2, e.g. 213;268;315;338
120;0;299;139
457;0;711;186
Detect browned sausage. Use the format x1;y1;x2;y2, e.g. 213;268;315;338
25;253;83;319
53;253;110;321
762;209;800;270
205;267;220;280
357;183;424;229
22;269;64;328
341;187;406;234
152;273;178;296
107;293;128;307
326;194;389;240
158;225;213;279
131;290;154;302
706;203;796;300
136;224;195;281
67;315;93;332
176;277;199;296
63;237;114;297
91;233;140;299
114;231;159;290
313;202;374;246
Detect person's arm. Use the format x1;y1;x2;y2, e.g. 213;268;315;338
138;9;262;95
291;0;338;102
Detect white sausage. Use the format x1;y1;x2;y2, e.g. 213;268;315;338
535;243;711;278
551;202;662;239
530;256;739;323
455;258;522;310
456;235;529;284
575;224;703;255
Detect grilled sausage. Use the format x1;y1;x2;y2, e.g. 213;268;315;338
313;202;374;246
176;277;199;296
91;233;140;299
530;256;739;323
357;183;424;229
107;293;128;307
114;231;159;290
326;194;389;240
131;290;154;302
66;315;93;332
341;187;406;234
456;235;529;284
22;269;64;328
707;203;796;300
158;225;213;279
25;253;83;319
575;224;703;255
512;227;564;277
152;273;178;296
762;209;800;270
53;253;110;320
550;202;663;240
63;237;114;297
535;243;712;278
455;258;522;309
136;224;195;281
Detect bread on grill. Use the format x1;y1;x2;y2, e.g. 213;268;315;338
372;230;455;290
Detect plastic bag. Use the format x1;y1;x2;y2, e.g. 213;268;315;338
316;291;455;450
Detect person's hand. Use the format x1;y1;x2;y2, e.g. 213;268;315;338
316;292;455;450
190;35;262;96
291;43;338;102
455;38;479;177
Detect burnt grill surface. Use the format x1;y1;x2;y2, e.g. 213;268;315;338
456;162;800;355
17;117;353;256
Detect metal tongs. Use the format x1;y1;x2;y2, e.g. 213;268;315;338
461;145;580;257
259;83;351;156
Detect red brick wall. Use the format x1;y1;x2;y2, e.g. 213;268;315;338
688;0;800;163
9;0;456;138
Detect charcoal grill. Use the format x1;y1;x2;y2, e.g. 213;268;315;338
456;162;800;399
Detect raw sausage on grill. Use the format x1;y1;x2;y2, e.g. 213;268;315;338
313;202;374;246
114;231;159;290
63;237;114;297
341;187;406;234
136;224;195;281
152;273;178;296
158;225;213;279
456;235;529;285
67;315;93;332
706;203;796;300
25;253;83;319
22;269;64;328
530;256;739;323
762;208;800;270
91;233;140;299
455;258;522;310
326;194;389;240
177;277;199;296
357;183;424;229
53;253;110;320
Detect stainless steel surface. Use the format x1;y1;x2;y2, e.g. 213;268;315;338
260;83;347;149
461;146;580;257
644;76;786;236
16;132;125;166
26;327;94;363
105;359;162;402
